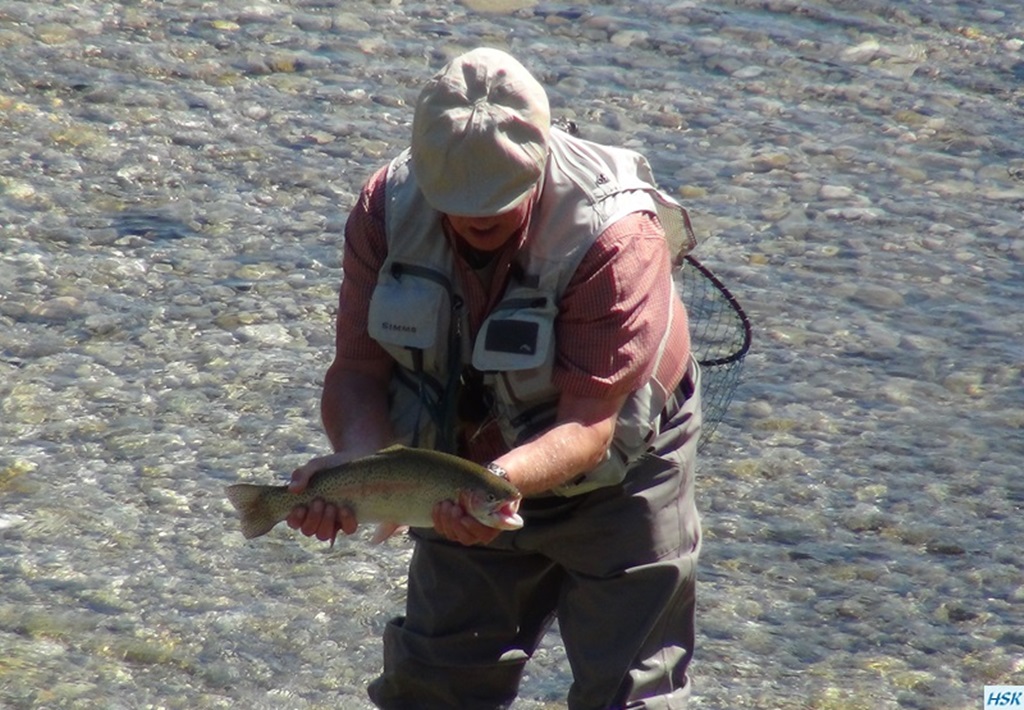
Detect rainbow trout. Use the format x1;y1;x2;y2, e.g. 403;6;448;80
225;445;523;543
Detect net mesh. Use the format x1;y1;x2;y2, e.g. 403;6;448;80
675;255;752;451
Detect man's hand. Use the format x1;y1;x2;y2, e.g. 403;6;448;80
432;492;503;546
285;452;358;544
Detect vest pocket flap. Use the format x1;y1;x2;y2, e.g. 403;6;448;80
368;276;449;350
473;303;555;372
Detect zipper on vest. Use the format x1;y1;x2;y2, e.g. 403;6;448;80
496;295;549;311
435;293;464;454
507;396;558;444
390;261;453;294
388;260;464;453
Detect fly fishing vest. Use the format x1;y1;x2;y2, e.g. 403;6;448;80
367;129;691;495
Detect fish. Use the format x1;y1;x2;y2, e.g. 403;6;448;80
225;445;523;543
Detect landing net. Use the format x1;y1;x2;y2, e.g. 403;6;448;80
676;255;752;451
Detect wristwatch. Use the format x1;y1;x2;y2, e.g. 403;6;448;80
486;462;509;480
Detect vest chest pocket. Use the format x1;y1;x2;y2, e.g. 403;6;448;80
368;264;452;371
472;294;556;373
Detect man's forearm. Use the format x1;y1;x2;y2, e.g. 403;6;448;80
492;390;627;498
320;359;394;456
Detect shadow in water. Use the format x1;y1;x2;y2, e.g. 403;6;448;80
112;209;194;241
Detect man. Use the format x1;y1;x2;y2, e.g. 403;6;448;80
287;47;703;709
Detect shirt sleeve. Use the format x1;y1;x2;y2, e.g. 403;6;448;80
334;166;392;363
553;211;680;398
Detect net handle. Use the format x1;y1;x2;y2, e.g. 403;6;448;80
683;255;752;367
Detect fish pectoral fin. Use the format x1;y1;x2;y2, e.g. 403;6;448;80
377;444;407;453
370;522;408;544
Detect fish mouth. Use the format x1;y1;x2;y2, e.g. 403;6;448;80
493;499;524;530
464;489;524;530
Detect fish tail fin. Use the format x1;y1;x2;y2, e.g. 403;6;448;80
225;484;280;539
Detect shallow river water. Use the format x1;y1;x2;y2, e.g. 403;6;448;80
1;1;1022;708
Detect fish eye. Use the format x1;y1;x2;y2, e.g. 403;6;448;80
487;494;496;502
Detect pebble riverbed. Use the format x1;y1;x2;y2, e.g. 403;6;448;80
1;1;1022;708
